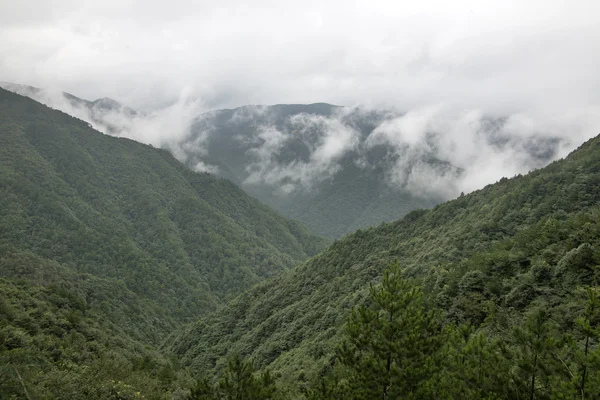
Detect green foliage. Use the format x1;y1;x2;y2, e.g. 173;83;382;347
0;279;180;399
511;308;560;399
170;134;600;396
336;260;442;399
0;88;326;398
187;355;281;400
306;262;600;399
571;287;600;398
3;87;600;398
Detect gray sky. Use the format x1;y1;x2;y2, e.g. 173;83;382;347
1;0;599;112
2;0;599;200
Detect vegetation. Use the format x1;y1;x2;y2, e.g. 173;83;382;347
303;260;600;399
2;87;600;398
169;134;600;396
0;88;326;398
176;104;439;238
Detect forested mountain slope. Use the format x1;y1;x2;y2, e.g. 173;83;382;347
176;104;452;238
168;133;600;393
3;83;570;239
174;104;564;238
0;88;326;398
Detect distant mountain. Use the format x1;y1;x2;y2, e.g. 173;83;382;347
0;81;137;135
172;104;563;238
2;83;570;239
170;104;438;238
167;134;600;393
0;88;326;397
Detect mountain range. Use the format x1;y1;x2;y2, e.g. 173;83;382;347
168;131;600;395
0;87;325;398
1;84;599;399
0;82;570;238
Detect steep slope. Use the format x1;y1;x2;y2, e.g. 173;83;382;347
0;87;326;326
0;87;329;397
3;83;570;239
175;104;443;237
167;134;600;390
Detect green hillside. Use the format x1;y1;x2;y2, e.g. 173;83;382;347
175;105;559;239
176;104;442;238
168;134;600;396
0;88;326;398
3;85;600;399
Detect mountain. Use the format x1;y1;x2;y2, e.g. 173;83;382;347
171;104;568;238
0;82;138;135
2;83;599;398
167;133;600;393
2;83;570;239
0;88;326;398
172;104;447;238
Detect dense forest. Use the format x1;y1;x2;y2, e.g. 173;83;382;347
1;87;599;399
174;103;440;238
168;134;600;398
0;88;326;398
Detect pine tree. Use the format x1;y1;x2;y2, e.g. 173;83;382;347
218;355;258;400
337;260;442;399
216;354;279;400
511;308;559;400
436;323;512;400
188;378;216;400
574;287;600;398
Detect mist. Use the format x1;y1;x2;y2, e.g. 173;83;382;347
3;80;598;201
1;0;598;200
222;105;600;199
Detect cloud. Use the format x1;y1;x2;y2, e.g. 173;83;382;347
0;1;598;113
1;82;206;158
364;106;600;198
192;160;220;175
244;113;360;192
4;81;598;202
119;91;204;148
1;0;598;201
236;103;600;200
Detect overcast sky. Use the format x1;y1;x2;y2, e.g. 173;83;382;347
1;0;599;112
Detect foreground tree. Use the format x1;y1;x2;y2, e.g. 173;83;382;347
337;260;443;399
511;308;560;400
563;287;600;399
188;355;279;400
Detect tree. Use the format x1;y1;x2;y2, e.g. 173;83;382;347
337;260;442;399
574;287;600;398
188;378;216;400
511;308;559;400
216;354;278;400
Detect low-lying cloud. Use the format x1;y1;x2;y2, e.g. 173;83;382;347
235;105;600;199
1;0;598;201
3;82;598;201
244;113;361;193
1;82;206;155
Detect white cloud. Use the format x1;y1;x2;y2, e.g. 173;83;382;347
1;0;599;198
362;105;600;198
192;161;220;174
0;1;598;113
244;113;360;191
1;82;206;155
